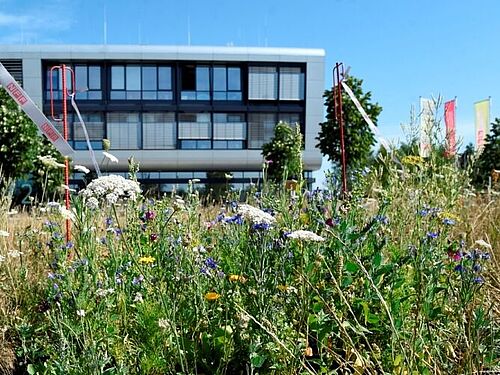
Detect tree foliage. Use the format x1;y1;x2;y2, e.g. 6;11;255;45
0;87;40;179
0;87;63;200
473;118;500;185
262;122;303;181
316;76;382;171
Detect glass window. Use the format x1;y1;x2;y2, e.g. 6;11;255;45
126;66;141;91
111;65;172;101
179;113;211;140
248;113;277;148
158;67;171;90
213;113;246;141
107;112;140;149
213;66;241;101
75;66;87;91
142;66;157;90
88;66;101;90
279;67;304;100
111;66;125;90
143;112;176;149
213;67;226;91
181;65;210;100
196;67;209;91
228;67;241;90
248;66;277;100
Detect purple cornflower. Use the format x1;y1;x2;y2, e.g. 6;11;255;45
100;237;107;245
65;241;74;249
200;267;209;275
132;275;144;285
44;221;58;228
215;213;225;222
225;214;243;225
114;228;122;236
454;264;464;272
252;222;271;231
374;215;389;225
427;232;439;239
473;264;482;272
443;218;455;225
105;217;113;227
52;232;61;239
204;257;218;269
473;276;484;284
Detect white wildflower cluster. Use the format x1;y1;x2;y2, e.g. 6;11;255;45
96;288;115;297
237;204;276;225
38;155;65;169
287;230;325;242
59;206;76;222
0;230;9;237
79;175;141;208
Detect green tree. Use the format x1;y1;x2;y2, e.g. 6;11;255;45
262;122;303;182
0;87;63;200
316;76;382;172
474;118;500;185
0;87;40;178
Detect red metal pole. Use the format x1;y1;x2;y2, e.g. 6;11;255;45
334;63;348;195
61;64;71;242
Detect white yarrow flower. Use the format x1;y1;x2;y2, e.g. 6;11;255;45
38;155;66;169
287;230;325;242
86;197;99;210
237;204;276;225
103;151;119;163
76;309;86;317
59;206;76;222
134;292;144;303
74;165;90;174
0;255;5;262
7;249;23;257
79;175;141;208
0;230;9;237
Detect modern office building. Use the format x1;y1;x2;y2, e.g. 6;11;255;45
0;45;325;192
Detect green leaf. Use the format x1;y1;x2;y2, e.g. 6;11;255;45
251;354;266;368
27;364;36;375
373;252;382;268
345;262;359;273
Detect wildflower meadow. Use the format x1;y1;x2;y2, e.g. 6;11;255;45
0;150;499;375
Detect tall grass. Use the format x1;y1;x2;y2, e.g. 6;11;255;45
0;154;498;374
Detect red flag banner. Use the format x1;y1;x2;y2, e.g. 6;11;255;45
444;99;456;156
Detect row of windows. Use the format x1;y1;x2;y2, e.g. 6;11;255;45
54;112;301;150
45;63;304;102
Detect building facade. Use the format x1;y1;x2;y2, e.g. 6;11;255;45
0;45;325;192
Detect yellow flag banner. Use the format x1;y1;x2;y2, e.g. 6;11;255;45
474;99;490;151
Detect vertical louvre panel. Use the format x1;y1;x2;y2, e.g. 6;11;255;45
107;113;140;149
1;59;23;86
213;122;246;140
74;114;105;140
178;113;211;139
248;67;277;100
279;67;304;100
143;112;176;149
248;113;276;149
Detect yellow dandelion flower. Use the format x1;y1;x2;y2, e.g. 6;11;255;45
138;255;155;264
204;292;221;301
228;274;247;283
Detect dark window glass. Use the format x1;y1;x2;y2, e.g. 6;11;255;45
111;66;124;90
158;67;171;90
181;66;196;91
142;66;156;90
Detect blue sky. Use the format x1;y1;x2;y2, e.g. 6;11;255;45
1;0;498;162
